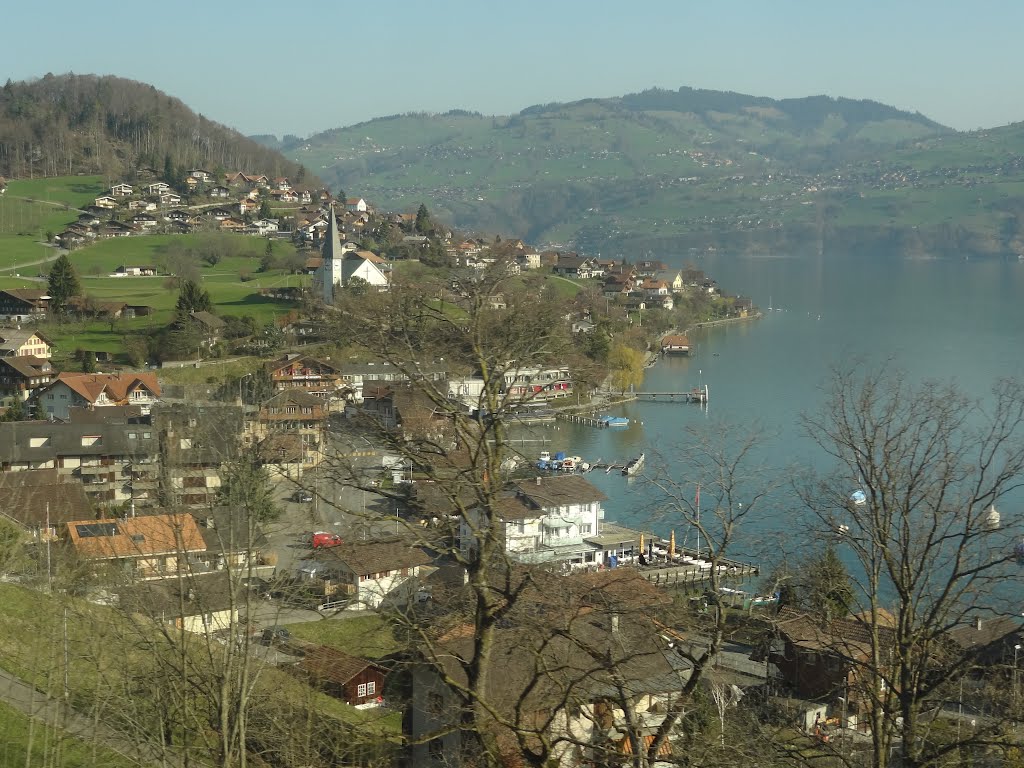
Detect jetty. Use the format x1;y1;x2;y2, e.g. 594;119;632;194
633;385;709;404
557;413;627;428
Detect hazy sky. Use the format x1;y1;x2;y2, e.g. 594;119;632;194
5;0;1024;138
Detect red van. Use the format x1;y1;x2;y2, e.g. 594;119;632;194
311;531;343;549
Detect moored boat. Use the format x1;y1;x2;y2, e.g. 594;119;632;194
599;415;630;428
623;453;645;476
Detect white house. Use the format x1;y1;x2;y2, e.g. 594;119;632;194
110;183;134;197
344;197;368;212
36;372;161;420
296;538;432;610
147;182;171;195
462;475;607;565
341;251;389;289
251;218;279;236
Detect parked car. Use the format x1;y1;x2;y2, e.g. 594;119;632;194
293;490;314;503
311;531;343;549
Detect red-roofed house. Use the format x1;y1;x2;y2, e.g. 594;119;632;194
65;512;206;578
36;372;161;420
297;647;386;707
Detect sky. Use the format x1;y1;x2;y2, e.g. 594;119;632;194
5;0;1024;139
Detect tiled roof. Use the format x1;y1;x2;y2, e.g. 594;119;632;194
0;354;53;378
0;470;93;529
299;646;379;685
948;616;1023;651
118;572;240;618
314;538;431;577
513;475;608;508
66;512;206;559
50;372;161;404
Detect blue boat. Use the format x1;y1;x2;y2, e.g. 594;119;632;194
599;415;630;428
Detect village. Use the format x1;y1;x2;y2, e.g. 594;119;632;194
0;173;1021;768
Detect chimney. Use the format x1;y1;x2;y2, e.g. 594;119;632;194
975;617;983;631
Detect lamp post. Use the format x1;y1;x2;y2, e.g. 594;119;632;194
1014;644;1021;710
239;372;252;405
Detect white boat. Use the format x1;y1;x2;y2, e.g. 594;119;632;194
623;453;645;476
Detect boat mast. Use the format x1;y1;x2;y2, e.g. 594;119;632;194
695;484;701;556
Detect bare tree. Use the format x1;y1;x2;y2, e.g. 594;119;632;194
800;367;1024;768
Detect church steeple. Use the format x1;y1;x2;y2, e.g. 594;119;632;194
320;203;344;303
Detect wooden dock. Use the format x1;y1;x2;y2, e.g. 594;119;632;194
557;413;622;428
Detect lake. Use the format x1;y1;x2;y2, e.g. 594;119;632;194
517;253;1024;564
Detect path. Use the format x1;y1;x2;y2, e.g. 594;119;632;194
0;244;65;275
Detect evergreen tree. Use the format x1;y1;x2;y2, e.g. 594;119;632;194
803;543;853;621
46;253;81;314
415;203;433;234
175;279;212;316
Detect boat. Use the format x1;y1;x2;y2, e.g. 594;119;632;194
599;415;630;428
622;453;645;476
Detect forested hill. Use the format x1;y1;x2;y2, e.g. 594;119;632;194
282;85;954;250
0;74;318;186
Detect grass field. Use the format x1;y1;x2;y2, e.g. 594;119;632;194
0;701;136;768
286;614;400;659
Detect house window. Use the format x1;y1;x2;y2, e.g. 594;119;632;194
357;683;367;698
582;524;592;534
128;433;137;440
29;437;49;448
81;435;101;447
180;438;192;449
143;432;152;439
366;681;375;696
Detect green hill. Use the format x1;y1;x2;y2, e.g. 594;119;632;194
0;74;320;188
282;86;951;250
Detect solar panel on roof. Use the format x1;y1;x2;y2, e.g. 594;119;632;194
76;523;119;538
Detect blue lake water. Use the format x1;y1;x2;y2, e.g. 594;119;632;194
515;253;1024;565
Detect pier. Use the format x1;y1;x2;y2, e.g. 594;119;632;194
633;386;708;404
557;413;621;428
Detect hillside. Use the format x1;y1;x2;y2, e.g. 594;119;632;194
0;74;320;187
282;86;955;251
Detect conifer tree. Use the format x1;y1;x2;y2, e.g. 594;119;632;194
46;253;81;314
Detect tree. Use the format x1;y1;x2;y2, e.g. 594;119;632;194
415;203;434;234
218;459;281;524
81;350;96;373
258;199;271;219
0;398;25;422
46;253;81;314
175;279;211;316
801;367;1024;768
802;543;853;621
607;342;645;393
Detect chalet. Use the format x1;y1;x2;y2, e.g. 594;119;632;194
165;209;191;223
265;354;345;398
635;259;668;277
209;185;231;198
344;197;368;213
299;190;313;204
461;475;607;566
409;569;683;768
65;297;133;320
118;572;240;634
655;269;684;292
78;213;101;227
501;365;573;400
66;512;206;579
146;181;171;195
0;289;49;323
35;371;161;420
251;218;279;236
190;507;268;571
640;279;670;298
94;195;118;209
81;205;112;218
255;389;328;465
110;183;134;197
270;189;299;203
159;191;182;207
239;198;259;216
946;615;1024;668
0;469;92;540
151;403;243;507
129;213;158;229
602;274;634;298
273;177;291;190
297;647;386;708
0;355;53;403
219;217;247;231
296;537;432;610
769;608;896;718
188;169;216;184
517;250;541;270
98;221;137;238
681;267;705;286
0;329;53;358
553;256;596;279
732;296;754;317
205;207;232;221
189;311;226;346
338;360;447;403
660;335;691;356
127;199;158;212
